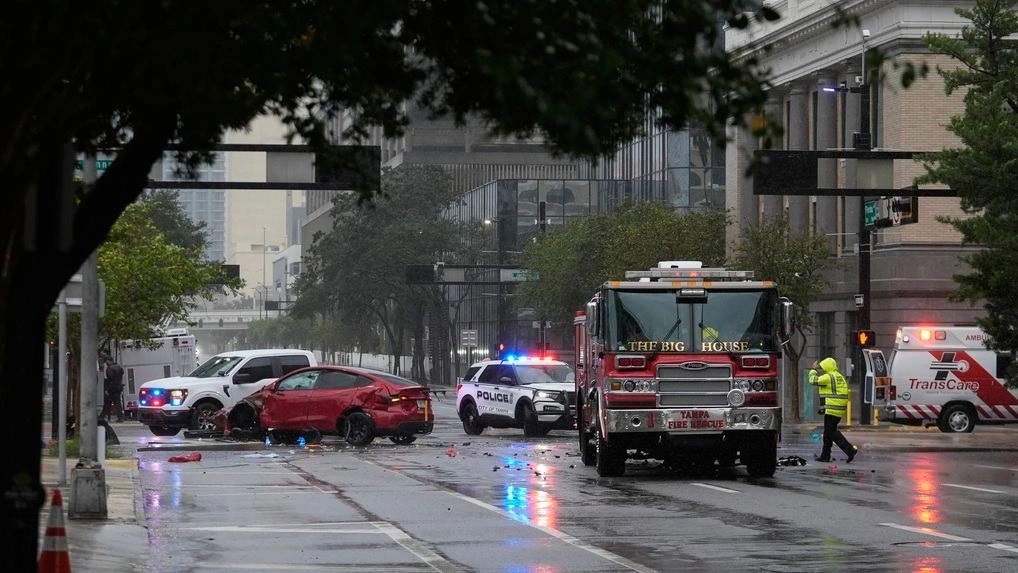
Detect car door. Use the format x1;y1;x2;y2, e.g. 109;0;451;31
474;364;502;416
305;369;362;430
229;356;276;405
260;370;319;430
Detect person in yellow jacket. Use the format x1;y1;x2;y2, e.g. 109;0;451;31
808;357;859;463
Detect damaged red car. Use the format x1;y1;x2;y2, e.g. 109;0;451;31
257;365;434;446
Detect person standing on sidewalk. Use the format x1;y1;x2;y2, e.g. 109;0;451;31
103;356;125;422
809;357;859;463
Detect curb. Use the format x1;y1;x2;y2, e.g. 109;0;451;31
138;441;267;452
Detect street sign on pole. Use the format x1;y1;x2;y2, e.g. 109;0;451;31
460;329;478;348
864;199;878;228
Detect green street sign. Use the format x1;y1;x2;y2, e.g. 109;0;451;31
864;199;879;227
74;159;114;171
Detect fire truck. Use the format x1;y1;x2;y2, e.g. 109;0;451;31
876;325;1018;432
573;261;794;477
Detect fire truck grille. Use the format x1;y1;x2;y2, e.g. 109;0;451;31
656;364;732;407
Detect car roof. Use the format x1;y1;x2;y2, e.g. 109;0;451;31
212;349;315;358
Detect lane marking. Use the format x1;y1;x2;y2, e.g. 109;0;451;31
880;523;973;542
943;483;1006;494
199;563;431;571
691;482;740;494
448;490;657;573
375;522;461;573
989;543;1018;554
974;464;1018;472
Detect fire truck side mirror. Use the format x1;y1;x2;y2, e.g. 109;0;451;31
585;301;599;338
780;298;796;341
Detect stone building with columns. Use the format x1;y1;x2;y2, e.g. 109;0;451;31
725;1;984;407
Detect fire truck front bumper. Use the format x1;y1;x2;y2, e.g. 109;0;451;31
605;407;781;433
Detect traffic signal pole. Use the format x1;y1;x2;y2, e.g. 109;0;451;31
857;49;873;425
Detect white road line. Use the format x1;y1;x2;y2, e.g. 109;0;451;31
974;464;1018;472
449;490;657;573
989;543;1018;554
374;522;461;573
880;523;973;542
691;482;740;494
943;483;1006;494
175;524;384;534
199;565;429;571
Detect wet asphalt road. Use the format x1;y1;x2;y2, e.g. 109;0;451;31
79;396;1018;572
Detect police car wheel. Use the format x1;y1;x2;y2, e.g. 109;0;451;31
521;403;545;437
149;426;179;437
939;404;976;433
461;401;484;435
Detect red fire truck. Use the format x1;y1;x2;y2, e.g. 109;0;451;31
573;261;794;477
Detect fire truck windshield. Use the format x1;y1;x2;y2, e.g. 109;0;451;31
607;289;780;353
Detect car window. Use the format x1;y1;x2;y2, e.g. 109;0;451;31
514;364;572;384
464;366;481;381
236;357;274;383
497;364;517;384
374;372;418;387
189;356;242;378
280;354;311;375
314;370;360;390
278;370;319;391
477;365;500;383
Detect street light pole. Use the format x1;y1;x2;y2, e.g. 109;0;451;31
857;30;873;425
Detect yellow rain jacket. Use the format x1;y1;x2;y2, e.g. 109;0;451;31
808;357;849;418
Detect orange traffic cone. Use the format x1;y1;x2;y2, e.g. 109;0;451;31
38;489;71;573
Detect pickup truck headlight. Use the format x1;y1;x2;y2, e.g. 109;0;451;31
535;390;559;400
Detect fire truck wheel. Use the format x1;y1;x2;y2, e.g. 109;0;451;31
938;404;976;433
595;426;626;477
460;401;485;435
579;425;596;466
745;441;777;478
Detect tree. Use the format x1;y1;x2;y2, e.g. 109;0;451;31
922;1;1018;386
519;203;728;325
2;1;783;565
731;216;835;422
140;189;210;257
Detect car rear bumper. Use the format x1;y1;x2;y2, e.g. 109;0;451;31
392;420;434;435
138;407;191;428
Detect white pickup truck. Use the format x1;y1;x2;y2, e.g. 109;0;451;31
137;349;316;436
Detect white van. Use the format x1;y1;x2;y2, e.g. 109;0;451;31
137;349;316;436
877;326;1017;432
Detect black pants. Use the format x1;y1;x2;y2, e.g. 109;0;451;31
104;390;123;421
820;413;854;459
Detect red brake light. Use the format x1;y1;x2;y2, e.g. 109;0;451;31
889;385;897;400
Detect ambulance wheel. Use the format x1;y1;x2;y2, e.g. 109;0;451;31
460;401;484;435
595;425;625;477
938;404;976;433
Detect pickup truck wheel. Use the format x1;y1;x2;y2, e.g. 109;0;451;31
595;425;625;477
190;402;220;431
460;401;484;435
939;404;976;433
343;412;375;446
148;426;180;437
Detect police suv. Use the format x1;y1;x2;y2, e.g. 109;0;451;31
456;356;575;437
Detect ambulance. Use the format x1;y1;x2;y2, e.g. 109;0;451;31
878;325;1017;432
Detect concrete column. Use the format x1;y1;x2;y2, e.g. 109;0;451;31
726;116;759;253
761;96;784;222
816;75;839;251
786;86;809;234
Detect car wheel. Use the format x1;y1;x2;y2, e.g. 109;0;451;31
343;412;375;446
595;425;625;477
148;426;179;437
190;402;220;431
389;434;417;445
939;404;976;433
460;401;484;435
521;403;544;437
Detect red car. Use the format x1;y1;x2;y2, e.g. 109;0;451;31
258;365;434;446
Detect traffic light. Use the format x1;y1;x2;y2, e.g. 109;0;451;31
890;196;918;224
855;329;876;347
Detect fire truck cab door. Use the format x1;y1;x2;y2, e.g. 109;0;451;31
863;348;889;408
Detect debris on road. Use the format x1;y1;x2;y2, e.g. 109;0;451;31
167;452;202;463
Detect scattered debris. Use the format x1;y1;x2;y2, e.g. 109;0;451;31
777;456;807;467
167;452;202;463
446;446;457;457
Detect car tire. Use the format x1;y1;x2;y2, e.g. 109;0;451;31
938;404;976;433
190;402;220;432
148;426;180;437
389;434;417;445
460;401;484;435
595;424;625;477
521;403;543;437
343;412;375;446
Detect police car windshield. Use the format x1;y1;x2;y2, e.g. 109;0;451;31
187;356;243;378
514;364;573;385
